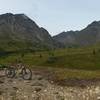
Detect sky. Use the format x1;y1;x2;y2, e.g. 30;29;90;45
0;0;100;36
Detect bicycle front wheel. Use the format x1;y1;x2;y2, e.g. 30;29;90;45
22;68;32;80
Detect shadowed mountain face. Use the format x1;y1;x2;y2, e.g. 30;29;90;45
53;21;100;47
0;13;60;52
0;13;100;52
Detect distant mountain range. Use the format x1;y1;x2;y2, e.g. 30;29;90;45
0;13;62;52
0;13;100;53
53;21;100;47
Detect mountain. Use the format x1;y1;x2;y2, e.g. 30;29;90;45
53;31;78;47
0;13;59;52
53;21;100;47
1;13;100;52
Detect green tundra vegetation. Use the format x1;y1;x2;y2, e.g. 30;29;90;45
0;45;100;80
0;45;99;69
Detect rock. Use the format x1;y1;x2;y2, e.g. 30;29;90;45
0;80;4;84
31;82;43;87
33;95;40;100
97;96;100;100
50;81;54;84
56;95;65;100
0;91;3;95
8;79;13;83
10;92;16;96
34;87;42;93
13;87;18;90
95;87;100;93
38;77;43;80
44;89;47;92
54;92;59;95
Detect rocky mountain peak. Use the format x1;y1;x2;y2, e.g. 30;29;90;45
87;21;100;28
0;13;60;51
53;21;100;47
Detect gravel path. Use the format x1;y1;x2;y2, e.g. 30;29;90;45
0;70;100;100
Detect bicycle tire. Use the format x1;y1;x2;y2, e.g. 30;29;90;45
22;68;32;80
5;67;15;78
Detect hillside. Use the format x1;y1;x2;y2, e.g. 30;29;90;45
0;13;60;52
53;21;100;47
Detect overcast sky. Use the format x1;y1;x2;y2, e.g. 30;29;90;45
0;0;100;35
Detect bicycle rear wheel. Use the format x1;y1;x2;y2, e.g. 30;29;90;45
5;67;15;78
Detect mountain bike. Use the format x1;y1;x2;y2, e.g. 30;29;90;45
5;63;32;80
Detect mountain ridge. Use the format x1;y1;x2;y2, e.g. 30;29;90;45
0;13;100;51
53;21;100;47
0;13;62;52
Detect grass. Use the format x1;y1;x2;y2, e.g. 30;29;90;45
0;47;100;69
0;47;100;80
54;68;100;80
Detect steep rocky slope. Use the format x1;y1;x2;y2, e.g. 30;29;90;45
53;21;100;47
0;13;58;52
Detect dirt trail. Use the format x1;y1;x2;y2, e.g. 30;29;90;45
0;69;100;100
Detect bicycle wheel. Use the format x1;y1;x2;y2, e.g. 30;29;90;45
5;67;15;78
22;68;32;80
